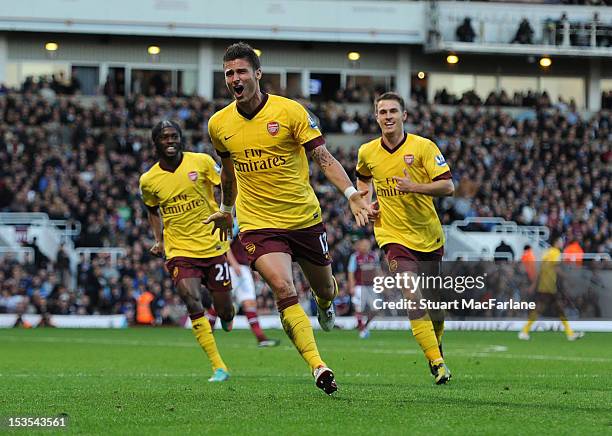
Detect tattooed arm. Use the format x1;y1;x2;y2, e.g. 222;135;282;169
204;156;235;241
309;144;371;227
309;145;354;192
219;156;237;208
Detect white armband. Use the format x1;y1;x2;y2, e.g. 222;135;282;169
219;203;234;214
344;186;358;200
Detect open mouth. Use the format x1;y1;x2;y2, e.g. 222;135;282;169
166;145;177;154
233;85;245;98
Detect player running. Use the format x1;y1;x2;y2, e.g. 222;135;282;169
140;120;235;382
519;236;585;341
347;238;382;338
355;92;455;385
206;219;280;347
205;42;371;395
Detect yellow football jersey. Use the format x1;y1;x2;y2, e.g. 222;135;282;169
139;152;229;259
537;247;561;293
208;94;323;231
356;133;451;252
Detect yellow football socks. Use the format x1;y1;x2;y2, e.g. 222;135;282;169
560;315;574;336
191;314;227;371
279;298;325;370
522;311;538;334
432;319;445;346
410;317;443;364
314;276;338;310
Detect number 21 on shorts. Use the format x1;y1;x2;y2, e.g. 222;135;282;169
215;262;230;282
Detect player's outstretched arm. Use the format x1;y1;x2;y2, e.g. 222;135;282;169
393;169;455;197
204;156;235;241
145;205;164;257
310;144;371;227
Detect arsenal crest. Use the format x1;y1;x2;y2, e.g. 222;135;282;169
404;154;414;165
245;242;256;255
267;121;280;136
389;259;398;272
188;171;198;181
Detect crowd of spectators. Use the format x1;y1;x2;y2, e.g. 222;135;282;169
0;86;609;324
432;88;612;111
434;88;560;108
455;12;611;47
16;72;82;98
434;88;612;111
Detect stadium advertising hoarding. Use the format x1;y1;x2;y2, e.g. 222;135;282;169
361;260;611;320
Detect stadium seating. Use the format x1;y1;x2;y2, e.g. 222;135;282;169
0;88;609;322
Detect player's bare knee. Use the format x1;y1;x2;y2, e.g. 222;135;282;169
242;299;257;311
177;288;203;314
211;291;234;319
312;279;335;301
408;308;427;320
218;307;234;321
217;301;234;320
184;299;204;315
269;278;296;300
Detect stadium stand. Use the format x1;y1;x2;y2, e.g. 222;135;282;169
0;85;609;322
0;0;610;326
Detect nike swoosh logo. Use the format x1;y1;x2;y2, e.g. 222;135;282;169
223;280;231;286
224;134;236;141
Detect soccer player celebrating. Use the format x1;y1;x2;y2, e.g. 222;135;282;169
355;92;455;384
347;238;381;339
205;42;371;395
140;120;235;382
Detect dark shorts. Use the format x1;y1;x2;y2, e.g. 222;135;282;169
534;292;563;314
383;244;445;318
238;222;332;267
165;255;231;293
382;243;444;275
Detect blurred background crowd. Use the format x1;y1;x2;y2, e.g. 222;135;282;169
0;79;609;323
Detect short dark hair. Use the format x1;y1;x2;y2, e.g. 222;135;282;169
375;92;405;112
223;42;261;71
151;120;182;143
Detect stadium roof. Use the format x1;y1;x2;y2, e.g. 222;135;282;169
0;0;425;44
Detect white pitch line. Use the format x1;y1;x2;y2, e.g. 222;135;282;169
464;352;612;363
0;372;407;379
0;336;238;349
459;373;602;378
2;336;611;363
0;372;603;380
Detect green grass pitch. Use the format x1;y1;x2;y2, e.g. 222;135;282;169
1;328;610;435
